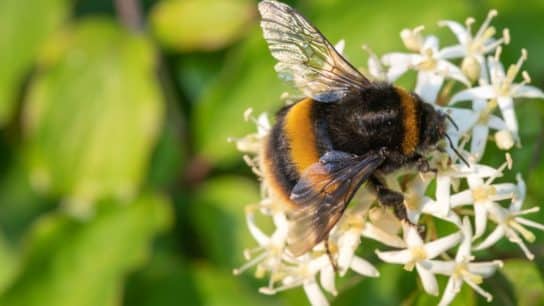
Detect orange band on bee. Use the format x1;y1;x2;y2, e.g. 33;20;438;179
283;98;321;173
396;87;419;154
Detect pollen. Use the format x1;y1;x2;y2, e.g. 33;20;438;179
471;185;497;203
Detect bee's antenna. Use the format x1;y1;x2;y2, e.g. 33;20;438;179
445;113;459;131
445;134;469;167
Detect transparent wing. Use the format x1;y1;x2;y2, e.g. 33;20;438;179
258;0;371;103
286;151;384;256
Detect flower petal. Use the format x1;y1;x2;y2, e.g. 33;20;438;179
450;190;474;207
473;201;489;239
438;276;462;306
382;52;418;67
497;96;519;138
513;85;544;99
416;263;439;296
436;60;470;85
457;217;473;259
439;20;470;45
303;281;329;306
362;222;406;248
423;35;439;51
474;226;505;250
450;85;496;104
320;264;337;296
246;209;270;246
424;231;462;258
468;261;502;277
415;71;444;103
435;175;452;216
439;45;466;59
334;39;345;54
404;224;424;247
488;115;508;131
426;259;456;275
256;113;271;136
376;249;413;264
470;124;489;160
488;56;505;83
350;256;380;277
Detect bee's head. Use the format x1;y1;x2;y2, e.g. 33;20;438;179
418;102;447;150
418;101;469;166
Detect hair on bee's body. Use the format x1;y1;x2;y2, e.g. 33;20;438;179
257;0;456;256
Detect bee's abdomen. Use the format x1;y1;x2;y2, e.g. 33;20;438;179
261;98;327;205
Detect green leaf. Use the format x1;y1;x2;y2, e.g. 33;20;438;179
193;264;281;306
22;18;164;214
0;193;172;306
192;29;287;165
478;270;516;306
333;264;417;306
150;0;255;52
123;251;201;306
502;259;544;306
0;0;70;126
413;278;475;306
189;176;261;268
0;158;52;243
0;232;18;295
146;120;186;189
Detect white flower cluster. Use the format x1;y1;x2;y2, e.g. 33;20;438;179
232;11;544;306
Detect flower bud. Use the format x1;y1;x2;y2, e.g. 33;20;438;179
400;26;424;51
461;56;481;83
495;129;514;150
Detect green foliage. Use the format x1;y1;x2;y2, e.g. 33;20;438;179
0;0;70;126
150;0;255;52
189;176;260;268
502;260;544;306
0;0;543;306
22;19;164;214
0;194;172;306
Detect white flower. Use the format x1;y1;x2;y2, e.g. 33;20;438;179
235;9;543;306
362;45;388;81
450;158;516;238
494;129;514;150
429;218;503;305
476;175;544;260
376;225;462;295
430;157;503;218
260;254;332;306
233;205;288;278
445;100;510;160
450;50;544;142
439;10;510;82
382;31;469;102
330;192;403;276
228;110;271;154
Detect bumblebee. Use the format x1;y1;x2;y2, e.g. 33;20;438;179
257;0;461;256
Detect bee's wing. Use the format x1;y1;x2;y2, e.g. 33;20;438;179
286;151;384;256
258;0;371;103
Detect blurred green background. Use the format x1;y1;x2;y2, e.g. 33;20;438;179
0;0;543;305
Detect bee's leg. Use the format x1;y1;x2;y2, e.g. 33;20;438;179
415;155;437;174
324;237;338;273
370;176;412;225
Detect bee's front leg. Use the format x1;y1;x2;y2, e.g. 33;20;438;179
370;176;424;234
414;154;437;174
